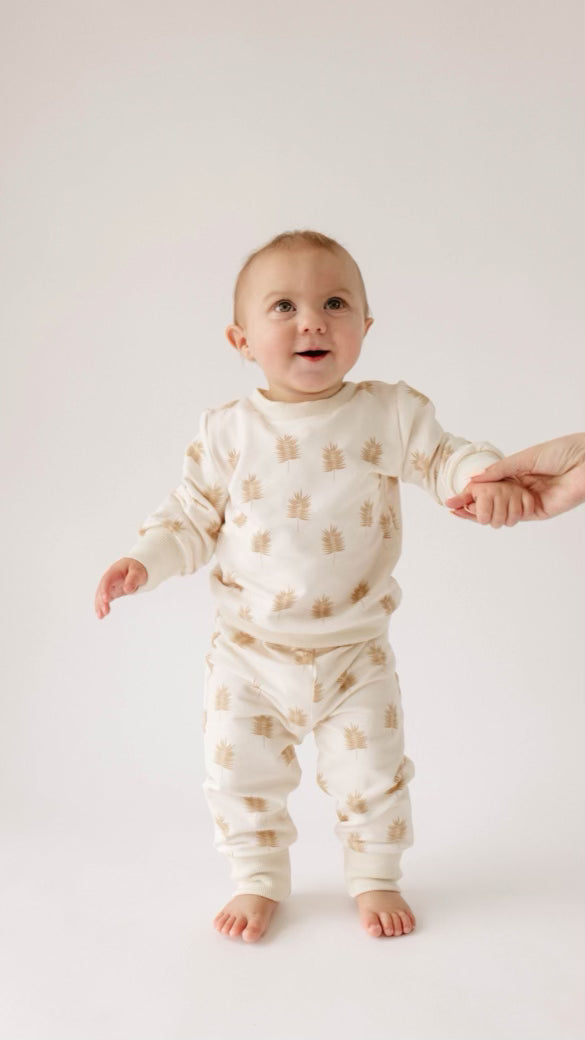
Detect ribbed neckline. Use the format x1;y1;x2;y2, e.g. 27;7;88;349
248;381;356;419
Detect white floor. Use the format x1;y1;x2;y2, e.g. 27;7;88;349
1;811;583;1040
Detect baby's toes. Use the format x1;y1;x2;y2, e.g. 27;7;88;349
220;914;236;935
379;912;394;936
399;911;413;933
228;915;247;938
391;912;403;936
362;911;383;937
242;914;265;942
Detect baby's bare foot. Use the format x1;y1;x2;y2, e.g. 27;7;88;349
213;893;278;943
355;890;416;938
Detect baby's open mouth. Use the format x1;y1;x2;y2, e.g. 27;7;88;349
296;350;330;357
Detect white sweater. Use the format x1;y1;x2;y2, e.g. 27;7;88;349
125;379;503;648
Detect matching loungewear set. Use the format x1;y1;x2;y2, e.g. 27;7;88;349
126;379;502;901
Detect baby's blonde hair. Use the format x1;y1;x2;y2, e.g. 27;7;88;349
232;229;371;327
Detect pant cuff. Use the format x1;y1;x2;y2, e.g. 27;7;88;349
228;849;291;902
344;849;403;897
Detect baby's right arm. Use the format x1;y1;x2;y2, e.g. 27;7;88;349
95;558;148;619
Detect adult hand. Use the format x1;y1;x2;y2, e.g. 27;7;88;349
445;433;585;521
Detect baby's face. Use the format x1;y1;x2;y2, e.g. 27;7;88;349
226;246;374;402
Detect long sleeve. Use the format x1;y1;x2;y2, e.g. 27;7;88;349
125;409;229;593
395;380;504;504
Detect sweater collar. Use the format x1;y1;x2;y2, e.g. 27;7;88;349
248;381;356;419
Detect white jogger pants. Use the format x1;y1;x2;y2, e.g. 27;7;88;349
201;615;415;901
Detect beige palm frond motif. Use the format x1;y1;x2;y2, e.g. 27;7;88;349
211;566;244;591
280;745;296;766
243;796;269;812
361;437;383;466
238;605;254;622
241;473;263;507
252;715;274;747
386;759;406;796
410;450;432;479
368;643;387;667
186;439;204;464
227;448;240;469
288;707;308;727
214;740;234;770
350;580;369;604
233;512;248;526
202;483;226;510
251;529;271;556
215;814;230;837
405;385;430;407
387;818;408;841
276;434;301;466
389;505;400;531
385;703;398;729
440;442;455;464
271;588;297;613
380;594;397;615
292;649;315;665
348;833;365;852
360;500;374;526
338;670;357;693
355;381;375;394
231;630;256;647
287;490;311;528
214;684;231;711
336;809;349;822
312;679;323;703
316;772;329;793
312;595;334;619
346;791;369;814
344;723;367;758
256;830;279;847
322;525;345;560
322;443;346;475
380;511;394;539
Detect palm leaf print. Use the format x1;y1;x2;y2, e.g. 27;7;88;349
280;745;296;766
356;381;375;394
387;818;408;842
384;704;398;729
440;442;455;464
368;643;387;667
252;715;274;747
336;809;349;822
322;525;345;559
231;630;256;647
256;830;279;847
404;385;430;407
271;588;297;613
251;529;271;556
214;684;231;711
244;796;269;812
312;595;333;619
344;723;367;758
241;473;263;507
322;442;346;474
410;450;432;479
380;511;394;539
288;707;308;727
386;760;406;796
312;679;323;702
233;512;248;526
202;483;226;510
215;814;230;837
361;437;383;466
338;670;357;693
316;772;329;793
348;833;365;852
227;448;240;469
347;791;369;814
214;568;244;591
389;505;400;531
287;490;311;527
276;434;301;465
360;500;374;526
350;580;369;604
379;594;397;615
292;648;315;665
186;439;204;464
214;739;234;770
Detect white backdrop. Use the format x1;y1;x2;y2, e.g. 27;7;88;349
1;2;583;1038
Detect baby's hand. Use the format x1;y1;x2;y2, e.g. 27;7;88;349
445;478;537;528
95;558;148;619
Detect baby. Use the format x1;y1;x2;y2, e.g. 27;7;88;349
95;229;537;943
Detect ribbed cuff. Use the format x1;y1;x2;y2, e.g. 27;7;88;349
344;849;403;897
228;849;291;902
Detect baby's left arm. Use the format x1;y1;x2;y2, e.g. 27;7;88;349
446;478;537;528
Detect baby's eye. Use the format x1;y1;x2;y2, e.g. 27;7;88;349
326;297;345;309
273;297;346;312
274;300;293;312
